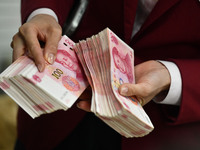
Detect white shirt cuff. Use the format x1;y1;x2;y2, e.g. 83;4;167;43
26;8;58;22
154;60;182;105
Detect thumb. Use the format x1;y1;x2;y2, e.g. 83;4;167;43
118;83;142;97
118;83;146;105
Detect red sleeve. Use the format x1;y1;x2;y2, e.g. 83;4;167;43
132;0;200;126
163;59;200;125
21;0;74;26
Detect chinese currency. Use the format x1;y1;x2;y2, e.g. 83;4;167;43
0;36;88;118
75;28;154;137
0;28;154;137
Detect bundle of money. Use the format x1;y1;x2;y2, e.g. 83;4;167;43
74;28;154;137
0;28;154;137
0;36;88;118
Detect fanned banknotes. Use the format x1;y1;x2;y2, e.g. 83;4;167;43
74;28;154;137
0;28;154;137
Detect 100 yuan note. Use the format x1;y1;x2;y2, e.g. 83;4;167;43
108;29;153;128
21;35;88;108
0;35;88;118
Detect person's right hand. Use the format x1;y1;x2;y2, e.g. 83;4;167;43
11;14;62;72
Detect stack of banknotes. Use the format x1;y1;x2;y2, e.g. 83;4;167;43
0;36;88;118
0;28;154;137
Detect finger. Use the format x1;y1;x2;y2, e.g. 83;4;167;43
134;96;145;106
118;84;143;105
118;83;140;96
119;83;152;106
79;92;92;100
44;28;62;64
76;100;91;112
19;25;45;72
79;86;92;100
11;33;26;62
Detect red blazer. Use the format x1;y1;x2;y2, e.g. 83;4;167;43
19;0;200;149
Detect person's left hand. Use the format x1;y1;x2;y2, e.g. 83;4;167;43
77;60;171;111
118;60;171;106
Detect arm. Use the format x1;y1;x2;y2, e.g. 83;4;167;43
165;58;200;124
21;0;74;25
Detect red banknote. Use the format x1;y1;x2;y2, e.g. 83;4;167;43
0;36;88;118
74;28;154;137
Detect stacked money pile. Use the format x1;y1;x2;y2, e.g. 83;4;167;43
0;28;153;137
0;37;88;118
74;28;153;137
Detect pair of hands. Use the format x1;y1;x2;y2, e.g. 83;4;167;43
11;14;171;112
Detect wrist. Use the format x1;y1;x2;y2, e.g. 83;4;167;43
158;61;171;91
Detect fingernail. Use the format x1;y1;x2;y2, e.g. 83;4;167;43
48;53;55;64
120;87;128;95
37;64;43;72
76;103;81;108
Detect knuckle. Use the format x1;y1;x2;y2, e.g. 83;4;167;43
19;23;36;35
19;24;26;34
12;33;18;41
10;41;13;48
11;33;22;49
